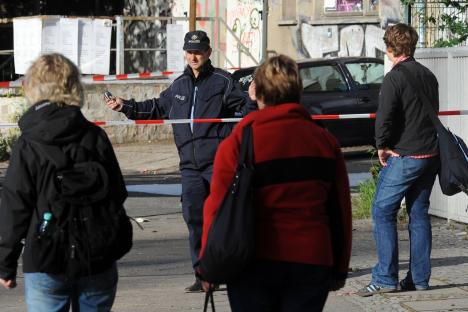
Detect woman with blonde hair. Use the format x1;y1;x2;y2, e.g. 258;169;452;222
0;53;131;311
200;55;352;311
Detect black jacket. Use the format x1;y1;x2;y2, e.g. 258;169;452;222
375;58;439;156
121;60;256;170
0;101;127;280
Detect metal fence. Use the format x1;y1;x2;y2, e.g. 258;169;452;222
409;0;468;48
415;47;468;223
0;15;259;79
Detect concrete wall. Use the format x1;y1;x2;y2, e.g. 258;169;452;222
0;81;174;144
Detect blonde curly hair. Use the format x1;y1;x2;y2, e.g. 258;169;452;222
23;53;83;107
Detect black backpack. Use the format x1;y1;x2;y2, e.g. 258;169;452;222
198;124;255;284
29;141;133;278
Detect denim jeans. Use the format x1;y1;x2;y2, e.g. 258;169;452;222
181;166;213;268
227;261;330;312
24;264;118;312
371;156;439;289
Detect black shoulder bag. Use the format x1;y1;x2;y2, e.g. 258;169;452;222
198;124;255;284
397;64;468;196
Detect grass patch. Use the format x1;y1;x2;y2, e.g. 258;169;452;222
353;177;376;219
353;149;381;219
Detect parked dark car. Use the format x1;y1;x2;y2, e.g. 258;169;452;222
233;57;384;147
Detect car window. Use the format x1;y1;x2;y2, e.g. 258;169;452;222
299;65;348;92
345;62;384;85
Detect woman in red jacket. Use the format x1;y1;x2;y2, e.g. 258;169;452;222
200;55;352;311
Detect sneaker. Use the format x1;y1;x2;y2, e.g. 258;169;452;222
185;279;203;293
399;279;428;291
356;284;396;297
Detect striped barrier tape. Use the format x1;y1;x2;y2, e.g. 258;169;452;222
0;71;176;88
0;80;23;88
1;110;467;128
0;68;242;88
87;71;175;82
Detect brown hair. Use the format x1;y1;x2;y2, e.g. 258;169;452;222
383;23;419;57
24;53;83;107
254;54;302;106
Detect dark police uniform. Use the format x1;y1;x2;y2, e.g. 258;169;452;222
120;32;255;272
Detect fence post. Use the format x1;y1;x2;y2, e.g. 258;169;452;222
116;16;125;74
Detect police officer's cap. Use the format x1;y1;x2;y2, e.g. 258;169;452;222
183;30;210;51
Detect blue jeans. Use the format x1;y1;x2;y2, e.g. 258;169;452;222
227;261;330;312
181;166;213;268
371;156;439;289
24;265;118;312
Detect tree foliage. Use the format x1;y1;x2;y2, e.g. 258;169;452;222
402;0;468;47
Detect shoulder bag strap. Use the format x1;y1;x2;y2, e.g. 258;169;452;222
238;124;254;168
395;63;443;130
203;288;216;312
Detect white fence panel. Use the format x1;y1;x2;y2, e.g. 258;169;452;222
415;47;468;223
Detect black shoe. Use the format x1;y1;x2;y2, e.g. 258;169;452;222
399;278;416;291
399;278;428;291
185;279;203;293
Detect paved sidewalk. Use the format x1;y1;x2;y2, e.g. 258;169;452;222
1;141;468;311
113;142;468;311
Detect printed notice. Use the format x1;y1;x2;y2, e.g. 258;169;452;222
78;18;94;74
14;17;111;75
59;18;79;65
89;19;112;75
42;16;60;54
13;18;43;74
167;24;185;72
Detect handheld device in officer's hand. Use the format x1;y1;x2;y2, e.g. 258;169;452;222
104;91;113;101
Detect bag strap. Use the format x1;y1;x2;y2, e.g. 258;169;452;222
238;124;254;168
395;63;443;130
203;288;216;312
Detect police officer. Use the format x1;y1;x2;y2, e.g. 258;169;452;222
106;30;255;292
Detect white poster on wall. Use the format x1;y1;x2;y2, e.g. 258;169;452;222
78;18;94;74
13;18;43;74
90;19;112;75
78;18;112;74
41;17;60;54
14;16;112;75
59;18;79;65
167;24;185;72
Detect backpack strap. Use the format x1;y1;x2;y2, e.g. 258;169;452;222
25;140;69;170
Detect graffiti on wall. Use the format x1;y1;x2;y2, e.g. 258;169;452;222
293;0;401;59
295;23;386;59
226;0;262;67
124;0;175;72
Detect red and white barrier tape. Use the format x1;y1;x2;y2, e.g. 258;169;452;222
0;80;23;88
87;71;176;82
0;71;176;88
1;111;467;128
0;68;242;88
